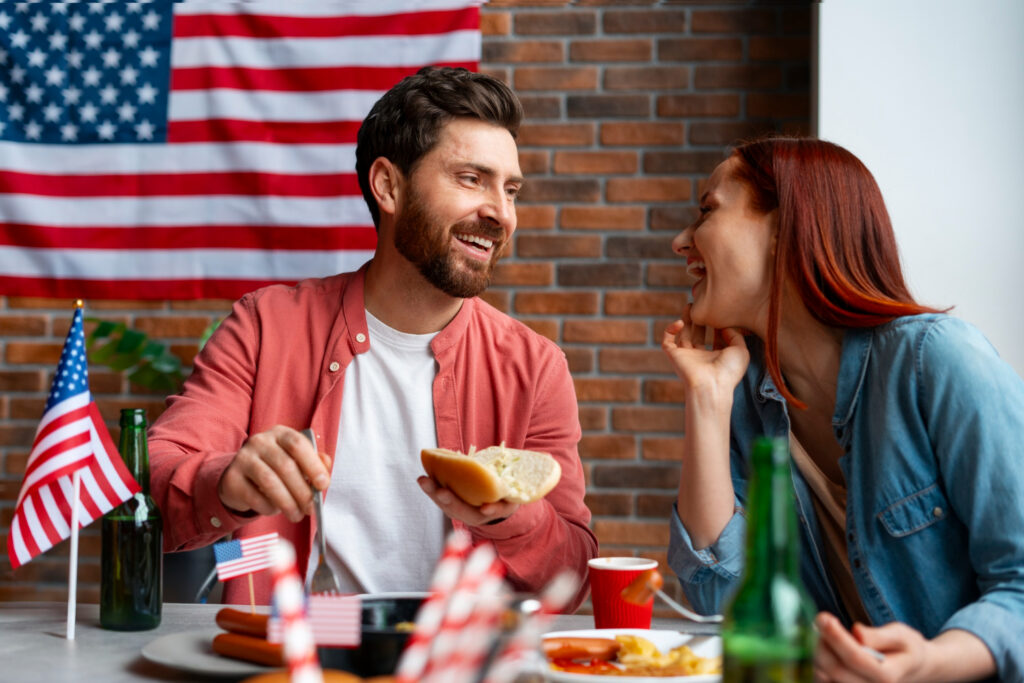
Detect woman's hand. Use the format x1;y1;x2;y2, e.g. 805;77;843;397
814;612;996;683
661;303;750;399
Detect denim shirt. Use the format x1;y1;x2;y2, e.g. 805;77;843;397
668;314;1024;681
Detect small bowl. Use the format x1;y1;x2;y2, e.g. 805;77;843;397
317;592;427;677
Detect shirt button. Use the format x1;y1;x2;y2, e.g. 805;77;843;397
210;516;222;528
329;361;340;372
355;333;367;343
933;507;943;518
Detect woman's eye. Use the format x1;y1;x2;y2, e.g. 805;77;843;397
699;205;711;215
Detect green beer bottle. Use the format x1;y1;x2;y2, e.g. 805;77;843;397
722;437;817;682
100;408;163;630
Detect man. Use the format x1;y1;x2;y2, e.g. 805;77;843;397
148;67;597;608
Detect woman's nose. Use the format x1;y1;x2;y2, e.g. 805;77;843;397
671;226;694;255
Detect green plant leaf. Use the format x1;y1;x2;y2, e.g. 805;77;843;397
85;317;186;393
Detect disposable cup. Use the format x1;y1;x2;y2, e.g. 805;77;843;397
587;557;658;629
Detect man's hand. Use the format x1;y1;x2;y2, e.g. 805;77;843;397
417;475;520;526
218;425;332;523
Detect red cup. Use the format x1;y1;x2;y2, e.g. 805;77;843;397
587;557;658;629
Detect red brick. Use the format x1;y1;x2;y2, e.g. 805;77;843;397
644;149;724;174
564;320;648;344
519;178;600;203
487;0;570;6
478;66;509;85
689;120;773;146
480;12;511;36
560;206;646;231
637;493;676;517
651;206;699;232
647;263;696;288
516;234;602;259
169;299;233;311
75;299;165;311
5;342;62;365
558;263;641;287
553;151;638;175
564;347;594;374
518;122;595;147
479;290;509;313
579;434;638;460
89;370;126;394
694;64;782;89
606;177;691;203
603;10;686;34
750;36;810;61
576;0;657;5
566;95;650;118
519;318;559;342
611;406;685;432
0;423;41;447
514;11;597;36
605;291;681;316
604;66;688;91
574;377;640;402
748;92;811;119
10;397;45;419
691;9;776;34
4;297;82;309
482;40;564;63
135;316;211;339
592;463;679;489
169;343;200;368
658;37;742;62
585;492;634;517
593;520;669;547
782;7;811;35
644;379;686;404
601;122;684;146
518;149;549;175
0;371;45;392
657;93;739;118
570;39;652;62
515;205;557;229
643;437;687;461
514;66;598;91
578;405;607;431
599;349;675;374
490;262;554;287
0;315;47;336
515;292;599;315
519;95;561;119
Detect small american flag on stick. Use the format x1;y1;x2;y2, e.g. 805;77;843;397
213;531;278;581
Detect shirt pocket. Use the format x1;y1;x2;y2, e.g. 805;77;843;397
877;483;950;538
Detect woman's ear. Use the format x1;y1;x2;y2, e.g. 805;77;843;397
369;157;401;219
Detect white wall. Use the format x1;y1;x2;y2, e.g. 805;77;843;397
815;0;1024;377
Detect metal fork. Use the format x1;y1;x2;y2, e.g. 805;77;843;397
303;428;340;595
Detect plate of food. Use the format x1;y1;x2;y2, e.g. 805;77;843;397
541;628;722;682
141;629;281;677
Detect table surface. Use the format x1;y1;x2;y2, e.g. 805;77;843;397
0;602;713;682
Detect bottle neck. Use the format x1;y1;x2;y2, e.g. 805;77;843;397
744;453;802;582
118;412;150;494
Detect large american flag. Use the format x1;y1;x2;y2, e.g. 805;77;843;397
0;0;482;300
7;304;140;570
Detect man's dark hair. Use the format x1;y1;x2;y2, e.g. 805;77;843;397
355;66;523;228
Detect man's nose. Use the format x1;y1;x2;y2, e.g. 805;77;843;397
480;189;516;233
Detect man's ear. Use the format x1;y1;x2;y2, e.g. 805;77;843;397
369;157;401;219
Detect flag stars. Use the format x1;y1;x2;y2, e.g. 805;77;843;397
27;48;47;68
8;103;25;121
138;46;159;68
102;48;122;69
97;120;116;140
68;13;85;32
25;83;44;104
120;65;139;86
82;66;102;87
0;48;8;65
84;29;103;50
79;102;98;123
67;50;84;69
29;11;48;32
104;12;124;32
0;12;11;30
49;31;69;51
123;29;141;49
10;65;27;84
142;9;160;30
45;66;66;87
135;119;154;140
0;83;8;102
11;29;30;49
100;84;118;105
62;86;82;105
117;101;136;122
51;3;69;15
24;120;42;140
43;102;62;122
136;82;157;104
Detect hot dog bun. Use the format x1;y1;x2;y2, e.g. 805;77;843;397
420;444;561;506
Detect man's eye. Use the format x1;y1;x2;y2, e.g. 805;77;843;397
507;187;520;199
460;174;479;185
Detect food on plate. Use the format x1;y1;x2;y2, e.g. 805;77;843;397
620;568;664;605
420;444;561;506
542;636;622;661
215;607;269;638
212;632;285;667
241;671;363;683
543;633;722;677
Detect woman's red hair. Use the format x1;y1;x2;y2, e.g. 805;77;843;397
731;137;944;408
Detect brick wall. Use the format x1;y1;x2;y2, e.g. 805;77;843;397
0;1;810;607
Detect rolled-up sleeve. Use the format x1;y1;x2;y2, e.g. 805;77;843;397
668;502;746;615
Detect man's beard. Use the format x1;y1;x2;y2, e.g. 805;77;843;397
393;190;505;299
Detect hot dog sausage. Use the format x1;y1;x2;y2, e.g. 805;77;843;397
212;632;285;667
215;607;269;638
620;568;664;605
542;636;622;661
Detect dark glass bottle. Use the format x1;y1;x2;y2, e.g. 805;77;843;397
722;437;817;682
100;408;163;630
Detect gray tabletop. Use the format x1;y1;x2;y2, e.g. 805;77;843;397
0;602;711;682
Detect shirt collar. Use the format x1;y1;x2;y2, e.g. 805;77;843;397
833;326;873;428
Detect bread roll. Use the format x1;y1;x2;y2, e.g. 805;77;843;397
420;444;561;506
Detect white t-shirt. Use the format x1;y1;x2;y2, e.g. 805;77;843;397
306;310;444;593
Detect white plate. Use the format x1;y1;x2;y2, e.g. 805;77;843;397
141;630;282;677
542;628;722;683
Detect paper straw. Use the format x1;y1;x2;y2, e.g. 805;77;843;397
271;540;323;683
394;529;473;683
66;469;82;640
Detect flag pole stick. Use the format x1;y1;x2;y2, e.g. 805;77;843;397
249;573;256;614
66;468;82;640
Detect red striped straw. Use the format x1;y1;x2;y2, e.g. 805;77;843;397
271;540;323;683
394;528;473;683
425;551;508;683
482;570;581;683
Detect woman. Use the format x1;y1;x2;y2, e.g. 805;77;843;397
664;138;1023;682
